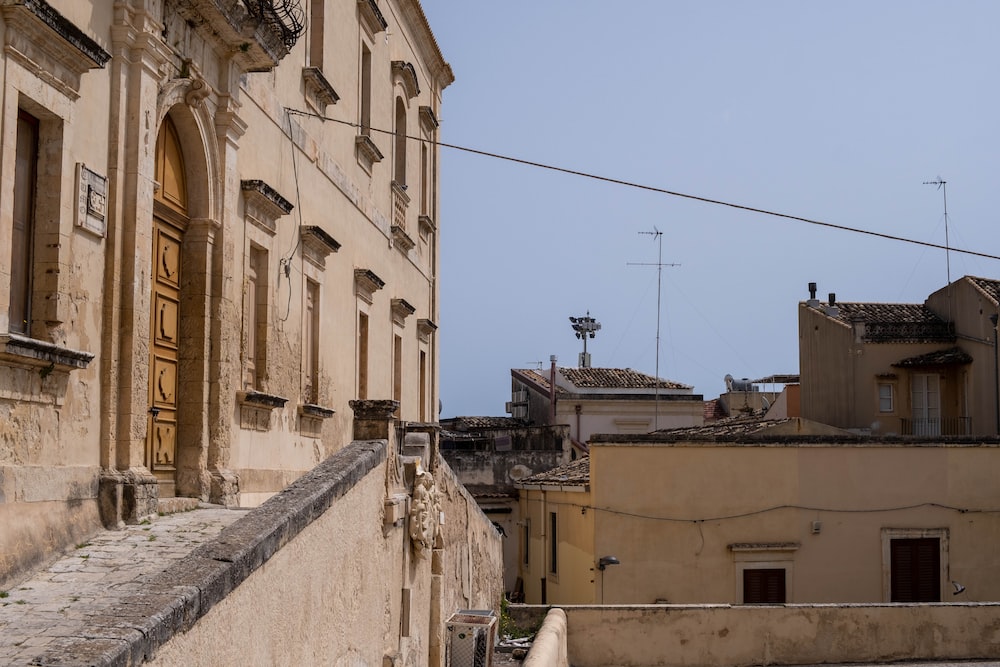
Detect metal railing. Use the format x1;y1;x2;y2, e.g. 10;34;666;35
900;417;971;436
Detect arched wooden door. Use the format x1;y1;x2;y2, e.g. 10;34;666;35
147;116;188;497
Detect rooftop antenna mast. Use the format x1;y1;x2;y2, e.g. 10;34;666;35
923;177;951;286
628;227;680;431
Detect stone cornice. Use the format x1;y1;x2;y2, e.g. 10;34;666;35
418;106;439;133
397;0;453;90
301;226;341;269
391;60;420;99
1;0;111;99
302;66;340;109
358;0;387;38
417;318;437;343
418;214;435;236
391;298;416;327
241;179;293;236
354;268;385;304
391;225;415;254
355;134;384;173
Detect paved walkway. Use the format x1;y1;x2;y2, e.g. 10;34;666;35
0;506;246;667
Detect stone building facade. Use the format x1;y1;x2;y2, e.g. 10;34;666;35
0;0;451;589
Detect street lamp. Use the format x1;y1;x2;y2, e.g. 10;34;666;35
569;312;601;368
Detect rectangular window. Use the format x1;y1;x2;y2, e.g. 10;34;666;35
420;143;429;214
9;110;39;334
549;512;558;575
393;334;402;403
878;383;894;413
360;44;372;135
245;246;268;390
308;0;325;68
890;537;940;602
522;518;530;566
743;568;786;604
912;374;941;436
358;311;369;399
304;279;320;403
419;350;427;422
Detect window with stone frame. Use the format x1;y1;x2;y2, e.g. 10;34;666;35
244;245;269;390
393;333;403;404
9;109;38;335
358;311;369;400
303;279;320;404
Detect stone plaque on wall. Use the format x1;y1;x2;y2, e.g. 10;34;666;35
75;163;107;237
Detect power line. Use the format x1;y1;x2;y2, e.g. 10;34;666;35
285;108;1000;263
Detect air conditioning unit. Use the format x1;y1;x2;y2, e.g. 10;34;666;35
505;401;514;414
446;610;496;667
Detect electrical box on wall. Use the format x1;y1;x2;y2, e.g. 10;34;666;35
76;163;107;237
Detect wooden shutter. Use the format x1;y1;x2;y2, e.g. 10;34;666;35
890;538;940;602
743;568;786;604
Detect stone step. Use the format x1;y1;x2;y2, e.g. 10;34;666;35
157;496;202;515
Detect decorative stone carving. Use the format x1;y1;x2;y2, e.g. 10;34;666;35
302;66;340;112
409;469;441;556
391;226;415;255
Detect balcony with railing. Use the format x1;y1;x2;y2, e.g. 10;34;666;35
900;417;971;437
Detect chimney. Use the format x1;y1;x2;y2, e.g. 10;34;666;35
806;282;820;308
825;292;840;318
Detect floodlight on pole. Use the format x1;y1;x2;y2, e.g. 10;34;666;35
569;311;601;368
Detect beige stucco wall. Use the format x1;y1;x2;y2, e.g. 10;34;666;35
590;442;1000;604
520;487;595;604
520;604;1000;667
926;279;1000;435
147;455;502;667
556;398;703;444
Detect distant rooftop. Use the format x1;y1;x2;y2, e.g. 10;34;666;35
516;456;590;489
440;416;526;432
967;275;1000;304
513;367;694;397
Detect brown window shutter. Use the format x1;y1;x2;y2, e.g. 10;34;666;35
890;538;940;602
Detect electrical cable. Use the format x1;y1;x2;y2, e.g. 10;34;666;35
285;108;1000;264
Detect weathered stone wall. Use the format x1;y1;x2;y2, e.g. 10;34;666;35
510;604;1000;667
128;441;504;667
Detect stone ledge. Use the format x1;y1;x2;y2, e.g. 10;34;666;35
27;440;387;666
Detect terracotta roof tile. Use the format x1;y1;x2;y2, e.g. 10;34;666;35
559;367;690;390
652;417;794;438
893;346;973;367
441;416;526;431
968;276;1000;305
517;457;590;487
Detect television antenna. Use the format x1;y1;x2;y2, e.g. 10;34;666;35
923;177;951;286
628;227;680;431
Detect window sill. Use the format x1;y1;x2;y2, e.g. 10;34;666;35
0;333;93;371
237;390;288;431
300;403;335;437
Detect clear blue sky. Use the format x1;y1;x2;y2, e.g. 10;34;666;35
420;1;1000;418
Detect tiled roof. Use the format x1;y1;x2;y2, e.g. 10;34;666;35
517;457;590;487
967;276;1000;305
833;302;943;323
560;367;690;390
893;346;973;368
440;416;526;431
652;417;794;438
514;369;551;391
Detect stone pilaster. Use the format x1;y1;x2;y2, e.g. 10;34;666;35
350;399;399;440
